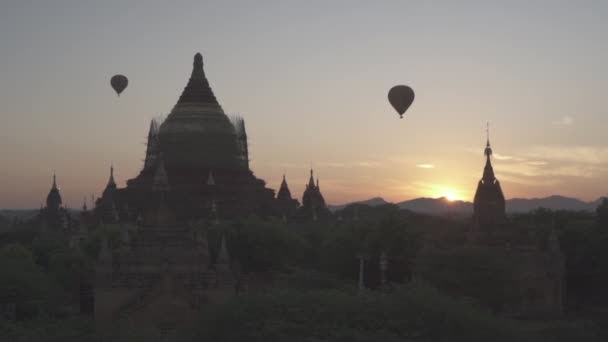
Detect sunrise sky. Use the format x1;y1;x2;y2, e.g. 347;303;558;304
1;1;607;209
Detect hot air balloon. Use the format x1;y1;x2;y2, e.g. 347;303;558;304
110;75;128;96
388;85;415;119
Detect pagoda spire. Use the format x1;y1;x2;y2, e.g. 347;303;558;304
107;165;116;187
484;122;493;158
308;169;315;188
143;119;160;170
46;173;62;210
482;122;495;183
277;174;292;200
473;123;506;226
175;53;221;108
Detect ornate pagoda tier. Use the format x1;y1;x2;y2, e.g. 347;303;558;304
122;53;276;221
159;53;243;170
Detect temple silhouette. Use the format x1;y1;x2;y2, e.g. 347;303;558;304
473;131;506;226
93;53;326;224
415;131;565;317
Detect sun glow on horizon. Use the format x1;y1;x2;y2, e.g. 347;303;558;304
429;187;464;202
443;191;461;202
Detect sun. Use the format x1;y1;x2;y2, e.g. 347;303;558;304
430;187;462;202
443;191;461;202
429;184;463;202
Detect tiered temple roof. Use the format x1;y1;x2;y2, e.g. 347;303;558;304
473;130;506;226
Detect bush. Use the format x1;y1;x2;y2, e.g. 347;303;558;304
181;281;520;342
0;244;61;319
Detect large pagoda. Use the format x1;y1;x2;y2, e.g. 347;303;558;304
119;53;275;222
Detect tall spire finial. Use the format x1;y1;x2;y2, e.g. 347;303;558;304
194;53;203;68
52;173;57;189
107;164;116;187
484;122;492;158
486;121;490;146
308;168;315;188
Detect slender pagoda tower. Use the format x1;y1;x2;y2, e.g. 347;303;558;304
123;53;275;222
275;175;299;218
300;169;328;219
46;174;62;212
472;125;506;226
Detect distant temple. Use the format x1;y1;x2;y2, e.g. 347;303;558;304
415;127;565;317
96;166;119;223
299;169;330;220
472;131;506;226
36;174;74;233
275;175;299;219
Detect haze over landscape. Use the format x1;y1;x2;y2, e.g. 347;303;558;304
1;1;607;208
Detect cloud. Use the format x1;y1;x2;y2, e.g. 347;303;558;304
389;181;437;193
416;164;435;169
524;146;608;165
526;160;548;166
552;116;574;126
493;153;513;161
486;145;608;190
500;163;595;179
477;145;608;167
497;173;561;187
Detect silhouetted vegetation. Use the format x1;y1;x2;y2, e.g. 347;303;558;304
2;204;608;340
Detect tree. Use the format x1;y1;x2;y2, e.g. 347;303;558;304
0;244;60;319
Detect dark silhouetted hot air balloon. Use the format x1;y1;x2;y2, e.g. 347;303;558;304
110;75;128;96
388;85;415;119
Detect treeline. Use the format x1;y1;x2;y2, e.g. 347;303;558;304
1;201;608;340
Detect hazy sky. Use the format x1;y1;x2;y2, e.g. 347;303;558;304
1;0;607;209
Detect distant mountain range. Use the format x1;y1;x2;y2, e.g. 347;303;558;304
1;195;604;220
329;195;605;215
